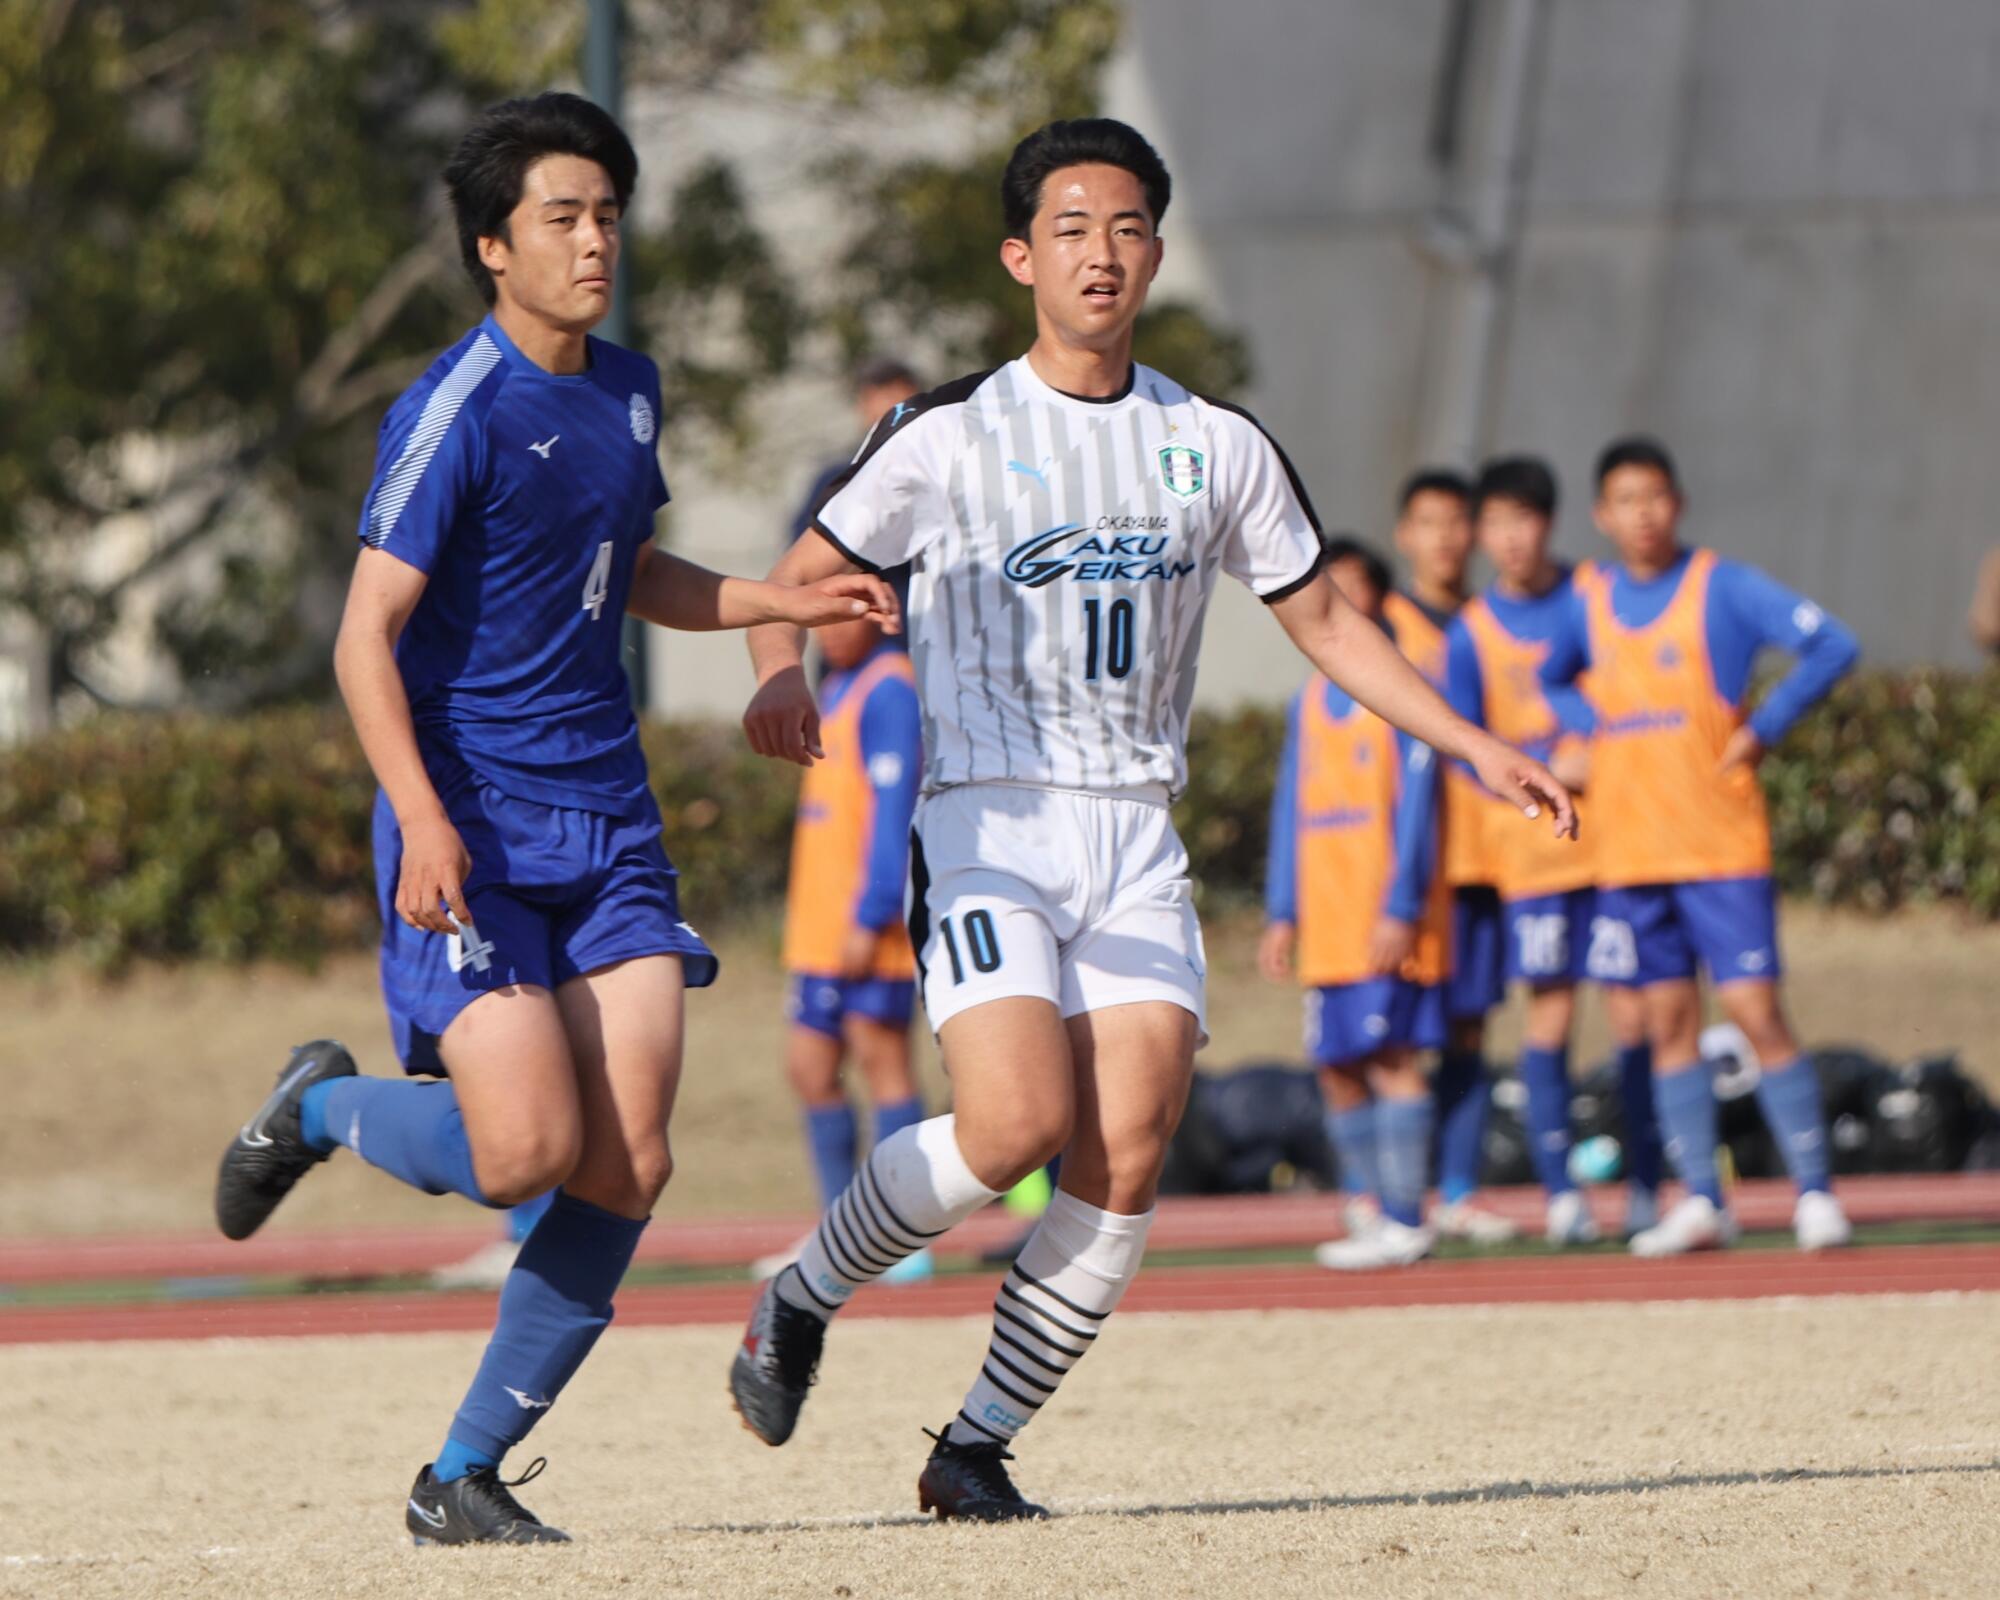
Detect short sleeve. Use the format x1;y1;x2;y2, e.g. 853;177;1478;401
812;408;955;574
648;377;671;515
1212;410;1324;602
357;377;491;575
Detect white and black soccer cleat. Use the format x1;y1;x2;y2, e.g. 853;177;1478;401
728;1269;826;1446
405;1459;570;1546
213;1039;355;1241
917;1427;1050;1522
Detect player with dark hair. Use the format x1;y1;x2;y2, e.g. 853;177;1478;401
726;115;1573;1518
211;92;895;1545
1382;468;1517;1245
1543;435;1858;1255
1450;455;1662;1242
1262;538;1451;1269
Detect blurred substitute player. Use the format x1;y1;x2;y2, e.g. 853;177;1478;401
726;117;1573;1519
1542;436;1859;1257
1260;538;1452;1270
1449;457;1663;1242
1382;471;1517;1244
763;608;929;1280
787;357;925;549
210;94;896;1545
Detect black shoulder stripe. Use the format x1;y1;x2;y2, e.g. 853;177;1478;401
806;367;995;531
1198;393;1325;537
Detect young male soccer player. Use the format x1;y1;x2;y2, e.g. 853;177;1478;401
1449;457;1663;1242
210;94;895;1545
1261;538;1452;1269
727;117;1573;1519
1383;471;1516;1244
1542;436;1858;1256
765;610;928;1278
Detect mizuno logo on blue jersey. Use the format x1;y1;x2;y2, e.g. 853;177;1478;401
1002;525;1197;588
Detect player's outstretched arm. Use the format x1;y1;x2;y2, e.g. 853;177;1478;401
333;549;473;936
626;544;898;634
1269;572;1578;840
740;530;867;767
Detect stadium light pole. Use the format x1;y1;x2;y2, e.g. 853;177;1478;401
585;0;650;713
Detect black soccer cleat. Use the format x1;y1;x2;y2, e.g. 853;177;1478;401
405;1459;570;1546
728;1269;826;1446
917;1427;1050;1522
213;1039;356;1241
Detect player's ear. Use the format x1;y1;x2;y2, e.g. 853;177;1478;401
999;234;1034;288
478;232;509;279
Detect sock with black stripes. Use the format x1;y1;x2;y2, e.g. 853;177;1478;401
775;1114;999;1320
943;1190;1153;1448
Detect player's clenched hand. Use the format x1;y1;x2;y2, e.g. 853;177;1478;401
781;574;902;633
1367;916;1417;977
396;810;473;935
1717;725;1764;775
1257;920;1295;983
744;664;824;766
1471;736;1579;840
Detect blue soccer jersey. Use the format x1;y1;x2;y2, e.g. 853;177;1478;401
358;314;669;817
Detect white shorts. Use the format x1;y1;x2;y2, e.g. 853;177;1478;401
906;782;1208;1038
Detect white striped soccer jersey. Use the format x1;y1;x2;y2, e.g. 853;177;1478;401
813;358;1324;798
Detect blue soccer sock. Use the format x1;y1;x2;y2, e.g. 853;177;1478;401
1755;1056;1832;1196
506;1189;556;1244
1518;1046;1578;1198
1431;1049;1490;1205
435;1191;647;1480
1325;1103;1380;1200
1654;1064;1724;1206
1375;1097;1435;1229
802;1103;859;1212
1617;1042;1664;1193
870;1094;925;1150
298;1077;488;1205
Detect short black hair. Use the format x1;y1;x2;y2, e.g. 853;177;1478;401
1594;435;1680;494
443;92;639;307
1397;467;1472;512
1001;118;1171;241
1322;534;1393;600
852;355;921;394
1473;455;1559;520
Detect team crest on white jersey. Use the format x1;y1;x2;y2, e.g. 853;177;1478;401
1157;443;1207;504
629;392;656;444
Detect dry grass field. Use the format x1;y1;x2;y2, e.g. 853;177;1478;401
2;905;1996;1237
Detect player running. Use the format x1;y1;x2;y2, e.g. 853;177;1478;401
726;117;1574;1519
1541;436;1858;1256
210;94;894;1545
1447;456;1663;1242
1382;471;1517;1244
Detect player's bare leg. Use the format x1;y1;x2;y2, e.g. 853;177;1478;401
1631;977;1735;1257
1521;982;1598;1245
441;986;585;1205
1715;978;1847;1248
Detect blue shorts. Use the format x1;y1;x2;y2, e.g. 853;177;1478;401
374;778;718;1075
1446;887;1505;1021
789;973;917;1039
1306;979;1447;1068
1502;887;1594;986
1587;877;1782;989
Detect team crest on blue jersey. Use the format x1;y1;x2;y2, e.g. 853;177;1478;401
628;392;656;444
1157;443;1207;504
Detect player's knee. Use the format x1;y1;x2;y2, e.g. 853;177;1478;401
965;1104;1071;1190
474;1123;583;1209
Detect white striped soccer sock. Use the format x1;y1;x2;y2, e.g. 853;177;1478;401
776;1114;998;1319
945;1189;1153;1447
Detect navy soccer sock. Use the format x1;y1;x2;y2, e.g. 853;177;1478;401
507;1190;556;1244
1375;1098;1434;1229
1325;1103;1380;1200
803;1103;859;1212
1431;1049;1490;1205
1617;1042;1664;1192
1654;1064;1724;1206
1754;1056;1832;1196
1518;1046;1577;1198
299;1077;488;1205
436;1191;647;1480
870;1094;925;1149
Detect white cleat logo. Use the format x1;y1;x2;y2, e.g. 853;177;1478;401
527;434;560;458
408;1499;448;1528
504;1387;553;1411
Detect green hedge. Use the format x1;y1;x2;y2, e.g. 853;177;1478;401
1;667;1993;967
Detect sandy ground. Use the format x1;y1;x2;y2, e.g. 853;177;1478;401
4;1297;1996;1599
2;907;1996;1235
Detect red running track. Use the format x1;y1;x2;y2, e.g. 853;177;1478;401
5;1245;1997;1347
